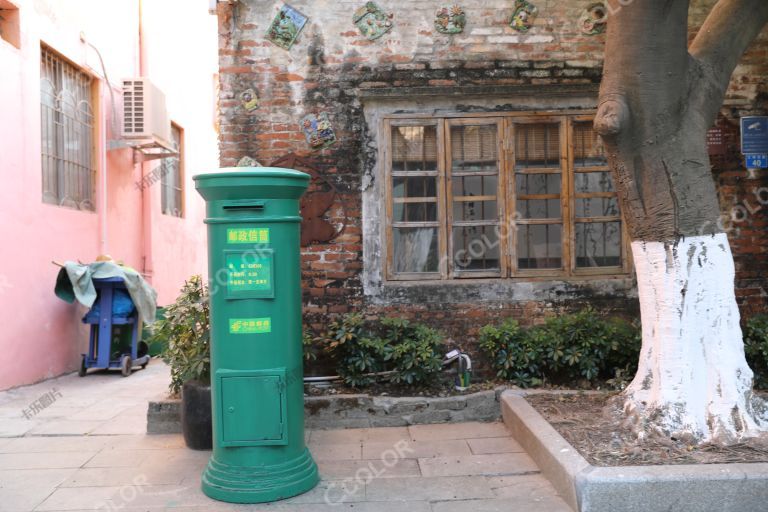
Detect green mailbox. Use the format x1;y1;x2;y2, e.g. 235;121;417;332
194;168;319;504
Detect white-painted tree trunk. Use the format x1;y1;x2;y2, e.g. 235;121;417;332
624;233;768;444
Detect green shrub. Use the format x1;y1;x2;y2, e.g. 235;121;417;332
149;276;211;395
324;313;391;387
323;314;444;388
381;318;444;385
479;308;640;388
744;315;768;389
479;318;543;387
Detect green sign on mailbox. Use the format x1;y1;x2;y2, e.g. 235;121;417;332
194;168;319;504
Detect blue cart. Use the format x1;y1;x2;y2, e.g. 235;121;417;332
79;277;151;377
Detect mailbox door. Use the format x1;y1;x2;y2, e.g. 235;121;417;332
217;369;288;447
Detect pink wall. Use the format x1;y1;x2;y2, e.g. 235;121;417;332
0;0;218;390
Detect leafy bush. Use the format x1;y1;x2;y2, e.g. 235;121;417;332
479;308;640;388
381;318;444;385
324;313;391;387
149;276;211;395
479;318;543;387
744;315;768;389
322;314;444;387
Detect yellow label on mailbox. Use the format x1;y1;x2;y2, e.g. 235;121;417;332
229;318;272;334
227;228;270;244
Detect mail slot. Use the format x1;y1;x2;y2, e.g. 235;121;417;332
194;167;318;504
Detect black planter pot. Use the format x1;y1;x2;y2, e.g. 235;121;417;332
181;380;212;450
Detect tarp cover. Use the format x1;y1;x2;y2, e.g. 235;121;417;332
55;261;158;325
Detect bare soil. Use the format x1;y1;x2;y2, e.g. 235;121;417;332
527;392;768;466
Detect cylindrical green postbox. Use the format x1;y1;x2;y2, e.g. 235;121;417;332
194;168;319;504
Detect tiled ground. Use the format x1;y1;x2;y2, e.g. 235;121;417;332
0;362;571;511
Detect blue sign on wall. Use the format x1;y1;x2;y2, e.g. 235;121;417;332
741;117;768;154
746;154;768;169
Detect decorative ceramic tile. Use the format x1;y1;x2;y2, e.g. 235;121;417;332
435;6;466;34
510;0;538;32
236;156;262;167
239;88;259;111
301;112;337;150
580;2;608;35
265;4;308;50
353;2;393;40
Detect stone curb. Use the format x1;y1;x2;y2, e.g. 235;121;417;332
147;387;505;434
501;390;768;512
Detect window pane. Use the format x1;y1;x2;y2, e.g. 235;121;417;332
162;124;183;217
452;226;500;271
450;124;498;172
573;122;607;167
453;200;497;222
516;173;561;195
574;172;614;193
575;222;622;268
515;123;560;169
393;227;439;273
392;125;438;172
517;199;561;219
575;197;619;218
452;175;498;197
40;47;94;211
517;224;562;269
393;202;438;222
393;177;437;198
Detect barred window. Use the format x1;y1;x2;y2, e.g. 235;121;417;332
40;46;95;210
384;114;628;281
161;123;184;217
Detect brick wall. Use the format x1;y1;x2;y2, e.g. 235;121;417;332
217;0;768;352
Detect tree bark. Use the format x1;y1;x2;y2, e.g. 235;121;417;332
596;0;768;444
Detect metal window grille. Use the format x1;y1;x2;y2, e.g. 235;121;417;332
161;124;183;217
40;47;95;210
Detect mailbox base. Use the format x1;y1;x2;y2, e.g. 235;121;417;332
201;447;319;503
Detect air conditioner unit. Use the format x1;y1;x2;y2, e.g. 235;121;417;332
122;78;172;150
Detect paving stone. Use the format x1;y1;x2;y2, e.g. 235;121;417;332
35;485;122;511
365;475;495;501
100;434;186;451
27;420;101;436
487;473;565;499
0;363;565;512
0;418;38;437
408;421;510;441
60;465;186;487
467;436;525;454
0;451;96;470
317;458;421;479
84;449;151;468
431;496;572;512
418;453;539;477
0;468;77;512
308;442;362;461
363;439;471;459
0;435;109;453
310;427;410;444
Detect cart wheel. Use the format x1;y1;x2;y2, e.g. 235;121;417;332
78;356;87;377
120;355;132;377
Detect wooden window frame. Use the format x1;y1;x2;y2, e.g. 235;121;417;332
161;122;185;218
382;111;632;282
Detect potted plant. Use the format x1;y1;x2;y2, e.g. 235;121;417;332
148;275;212;450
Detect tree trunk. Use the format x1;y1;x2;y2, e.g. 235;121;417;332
596;0;768;444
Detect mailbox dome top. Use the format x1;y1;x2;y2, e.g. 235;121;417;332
194;167;309;201
194;167;310;181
